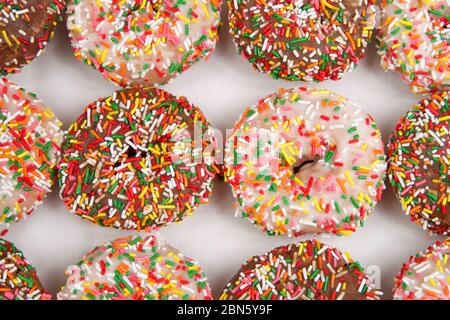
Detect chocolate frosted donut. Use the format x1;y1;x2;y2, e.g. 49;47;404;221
0;238;50;300
0;0;66;75
228;0;376;81
387;91;450;235
220;240;381;300
58;87;217;230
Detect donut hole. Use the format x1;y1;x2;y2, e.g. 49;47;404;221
113;147;147;169
292;155;320;175
126;147;141;158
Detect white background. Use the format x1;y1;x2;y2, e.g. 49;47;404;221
5;6;444;300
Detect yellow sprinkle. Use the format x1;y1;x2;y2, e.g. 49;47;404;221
2;31;12;47
313;198;322;212
337;229;353;236
267;196;276;206
10;34;20;45
293;177;304;186
100;50;107;64
345;171;354;186
17;151;29;159
429;278;437;287
298;243;305;254
399;20;413;27
80;193;86;205
202;3;210;19
158;205;175;209
178;15;190;23
139;186;149;199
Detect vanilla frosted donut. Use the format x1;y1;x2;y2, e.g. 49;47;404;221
57;235;212;300
0;78;63;227
394;239;450;300
377;0;450;94
224;87;386;236
67;0;222;87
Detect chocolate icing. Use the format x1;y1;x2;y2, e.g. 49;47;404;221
221;240;381;300
0;0;65;75
0;238;49;300
228;0;375;81
58;87;217;230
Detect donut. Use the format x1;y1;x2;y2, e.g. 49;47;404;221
0;238;50;300
0;0;66;75
220;239;381;300
58;86;217;231
58;235;212;300
228;0;376;82
224;87;386;236
377;0;450;94
66;0;221;87
394;239;450;300
0;78;62;228
387;91;450;235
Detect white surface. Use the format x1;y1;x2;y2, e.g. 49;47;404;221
5;8;444;300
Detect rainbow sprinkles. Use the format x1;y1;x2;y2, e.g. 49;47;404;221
224;87;386;236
